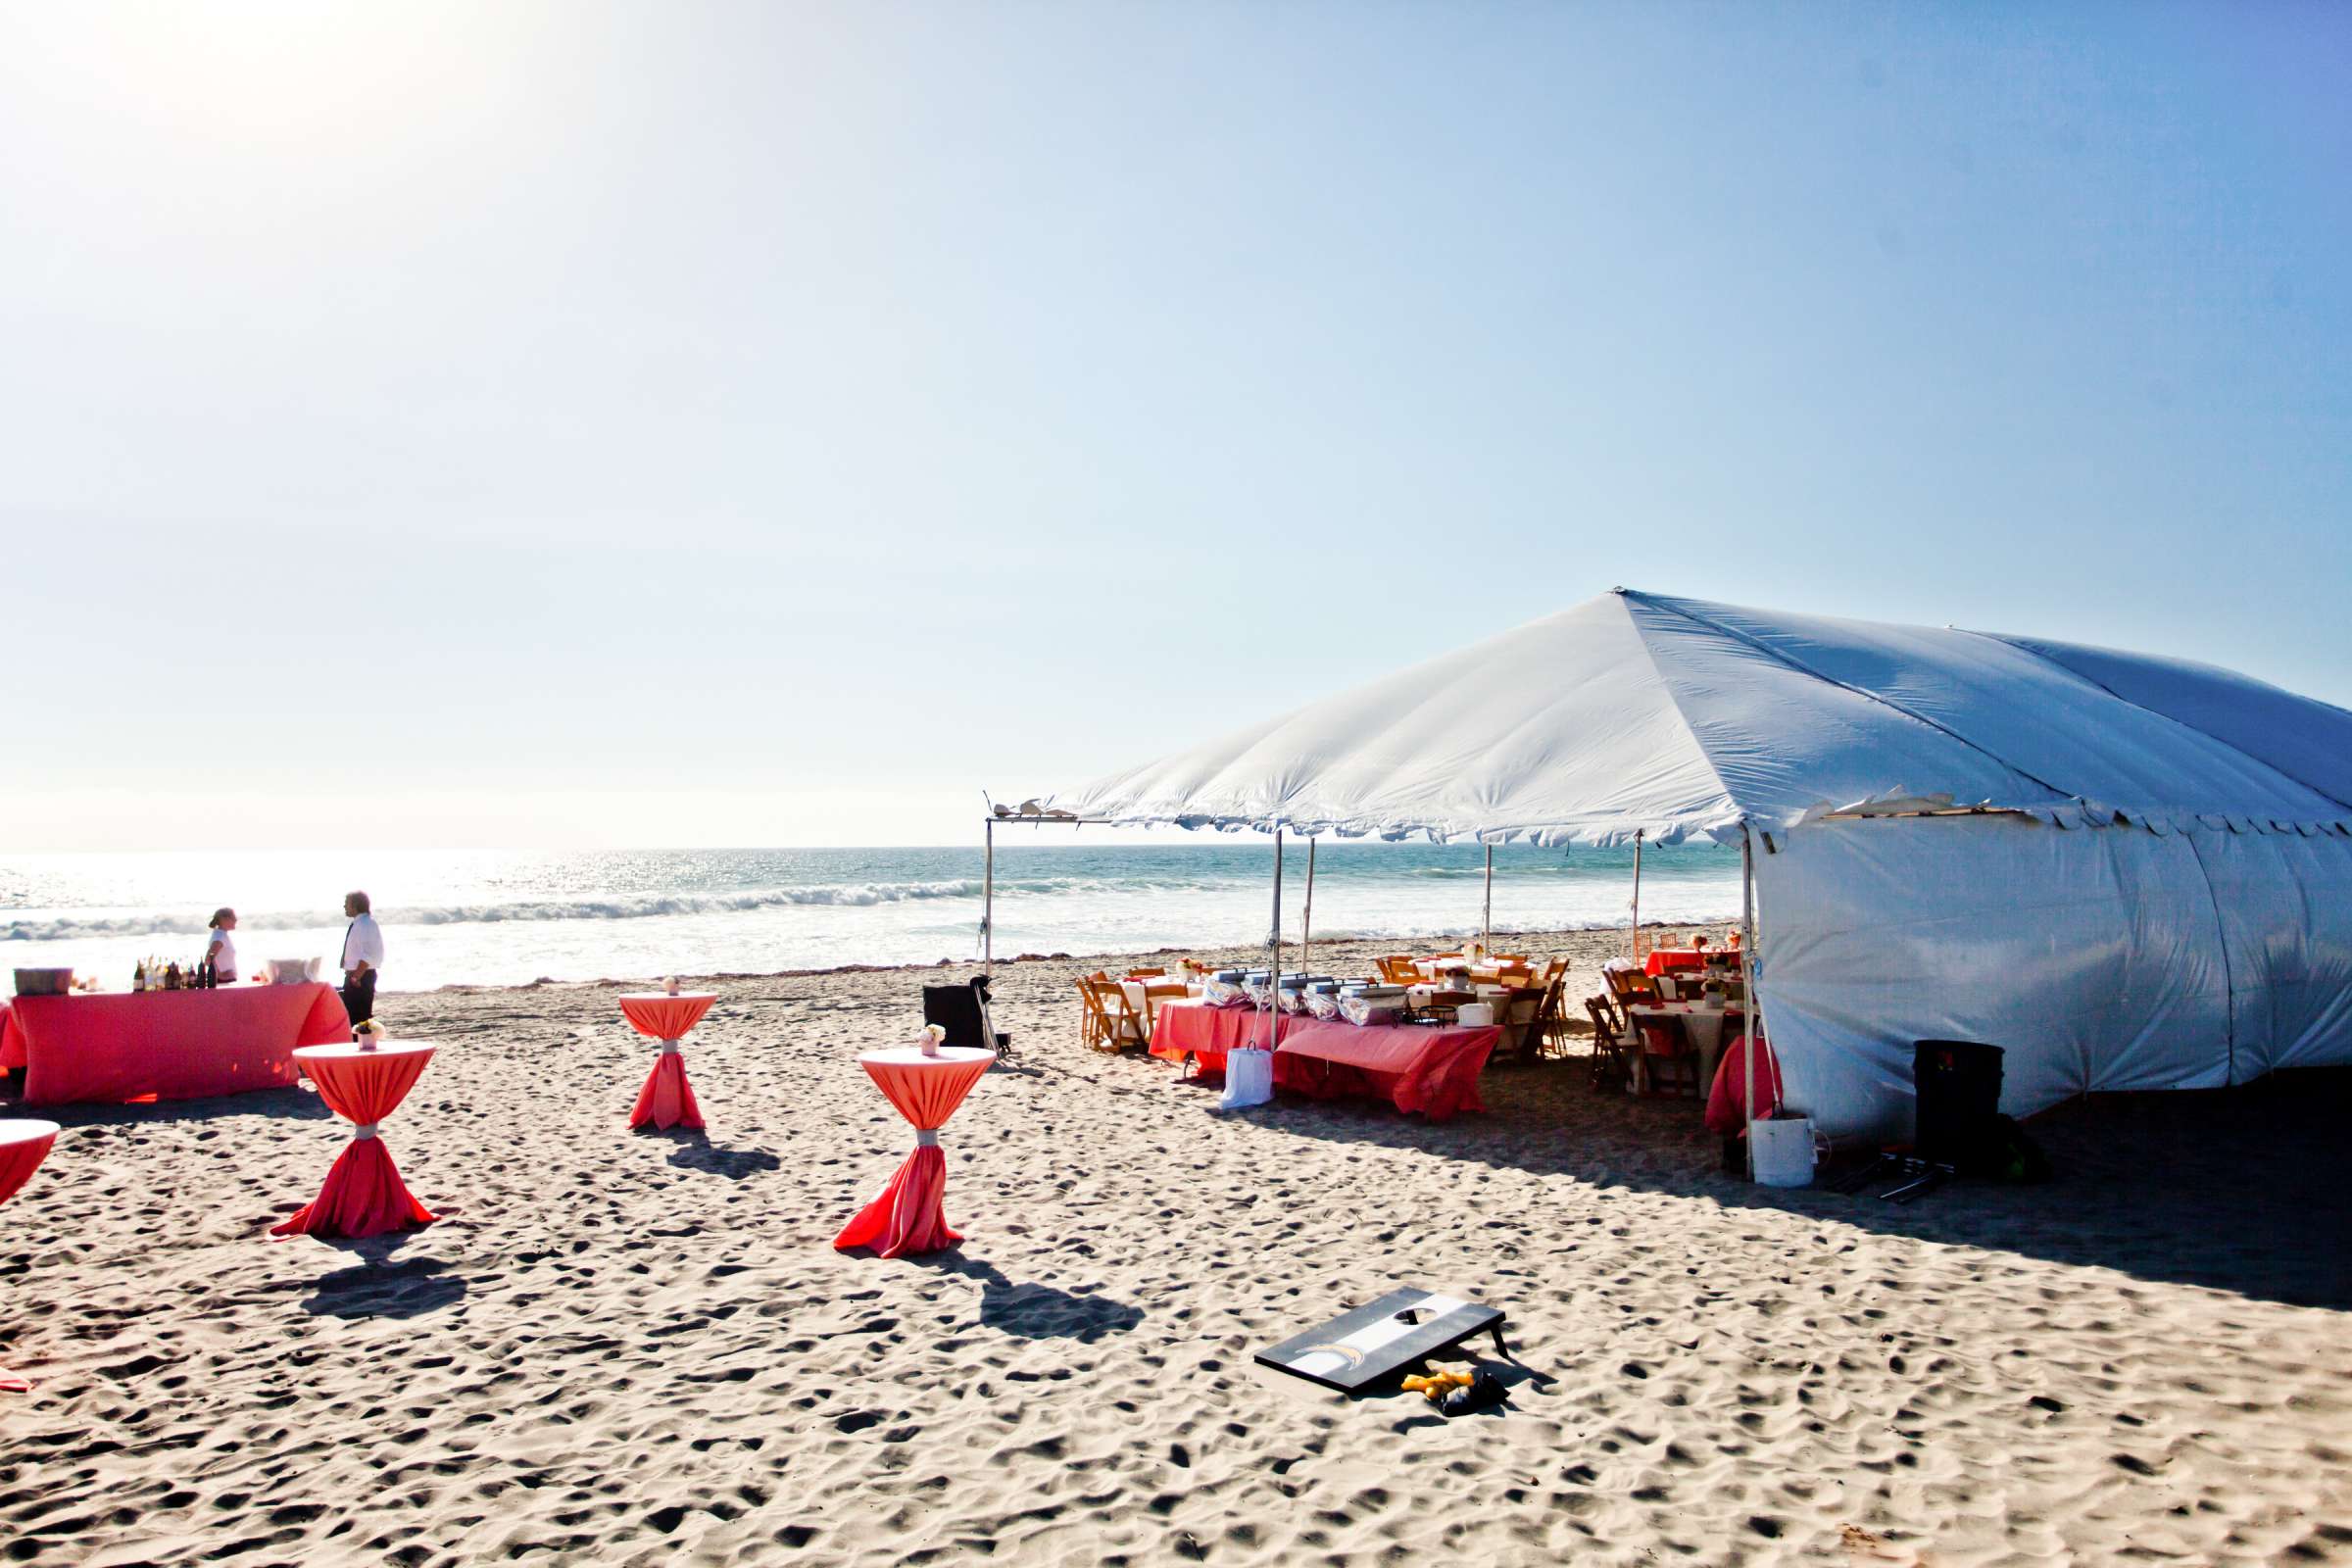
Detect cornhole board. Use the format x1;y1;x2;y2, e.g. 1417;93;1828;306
1255;1288;1507;1394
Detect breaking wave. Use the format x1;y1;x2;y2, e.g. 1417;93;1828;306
1;879;995;943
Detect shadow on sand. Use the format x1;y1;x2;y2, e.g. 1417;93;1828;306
922;1251;1146;1344
1247;1057;2352;1311
651;1128;783;1181
302;1243;469;1319
9;1082;336;1127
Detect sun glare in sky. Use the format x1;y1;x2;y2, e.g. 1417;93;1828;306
2;3;2346;850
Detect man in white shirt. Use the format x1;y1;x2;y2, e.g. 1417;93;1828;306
339;890;385;1032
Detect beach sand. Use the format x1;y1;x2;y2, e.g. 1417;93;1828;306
5;930;2350;1566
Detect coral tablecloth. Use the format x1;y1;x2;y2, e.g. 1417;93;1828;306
1272;1018;1501;1121
834;1047;994;1259
619;992;714;1132
1148;1001;1290;1072
1642;950;1710;977
0;1119;59;1392
271;1042;438;1240
0;983;351;1106
1705;1034;1784;1137
0;1120;57;1211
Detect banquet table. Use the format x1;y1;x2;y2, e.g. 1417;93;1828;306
1273;1017;1501;1121
1642;950;1711;977
1626;1002;1745;1096
619;992;715;1131
834;1046;995;1259
1148;1000;1289;1072
271;1041;439;1241
1120;979;1197;1034
1411;958;1528;985
0;983;351;1107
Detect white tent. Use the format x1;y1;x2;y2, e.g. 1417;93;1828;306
1050;589;2352;1139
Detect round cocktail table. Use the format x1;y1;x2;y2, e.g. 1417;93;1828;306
272;1042;439;1240
833;1047;994;1259
619;992;715;1132
0;1118;59;1392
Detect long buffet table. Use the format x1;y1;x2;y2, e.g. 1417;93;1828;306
1148;1001;1499;1122
0;984;351;1106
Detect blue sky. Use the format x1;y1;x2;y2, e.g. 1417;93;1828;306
2;2;2345;849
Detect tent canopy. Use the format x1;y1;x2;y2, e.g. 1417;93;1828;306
1052;589;2352;846
1032;589;2352;1134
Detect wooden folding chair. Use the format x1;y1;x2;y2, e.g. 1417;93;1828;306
1632;1009;1702;1099
1531;961;1573;1059
1082;978;1149;1053
1135;980;1188;1036
1074;977;1110;1052
1607;967;1659;1004
1375;955;1421;986
1584;996;1631;1094
1510;980;1555;1063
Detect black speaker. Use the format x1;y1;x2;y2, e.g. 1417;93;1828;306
1912;1040;2004;1166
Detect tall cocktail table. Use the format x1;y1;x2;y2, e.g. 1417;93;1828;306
619;992;715;1132
833;1047;994;1259
272;1042;439;1240
0;1119;59;1392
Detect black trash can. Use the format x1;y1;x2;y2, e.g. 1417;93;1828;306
1913;1040;2004;1166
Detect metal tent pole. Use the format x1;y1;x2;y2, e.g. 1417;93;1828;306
1258;827;1284;1051
1740;825;1758;1180
1482;841;1494;954
1630;830;1644;959
1301;837;1316;977
982;817;995;974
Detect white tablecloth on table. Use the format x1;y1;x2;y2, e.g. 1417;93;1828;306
1405;984;1541;1054
1627;1002;1745;1094
1121;980;1200;1021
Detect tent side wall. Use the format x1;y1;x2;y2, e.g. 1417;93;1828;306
1751;816;2247;1141
2191;829;2352;1075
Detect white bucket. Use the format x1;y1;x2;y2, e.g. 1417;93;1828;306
1750;1116;1816;1188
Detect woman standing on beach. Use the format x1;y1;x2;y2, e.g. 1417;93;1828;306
203;907;239;983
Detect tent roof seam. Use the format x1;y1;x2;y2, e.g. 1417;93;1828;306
1962;627;2352;818
1626;589;2080;813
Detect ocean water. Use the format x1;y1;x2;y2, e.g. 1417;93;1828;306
0;842;1743;993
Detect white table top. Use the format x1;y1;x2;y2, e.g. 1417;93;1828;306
618;992;718;1004
0;1118;62;1147
858;1046;997;1069
293;1040;440;1062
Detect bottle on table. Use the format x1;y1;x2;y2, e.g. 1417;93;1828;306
165;961;181;991
133;960;147;993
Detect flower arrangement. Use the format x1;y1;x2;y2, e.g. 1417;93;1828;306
355;1018;389;1051
917;1022;947;1058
